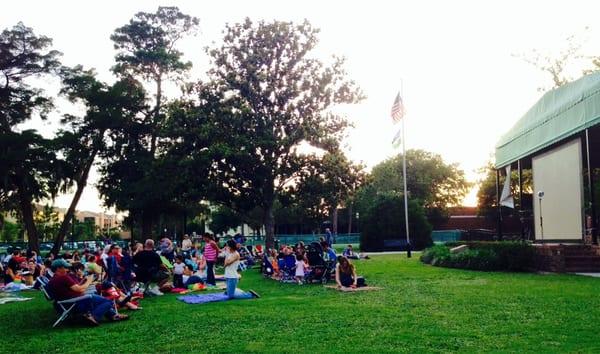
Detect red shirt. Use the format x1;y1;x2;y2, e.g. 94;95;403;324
48;274;81;301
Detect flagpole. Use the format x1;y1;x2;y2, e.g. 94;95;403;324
401;81;411;258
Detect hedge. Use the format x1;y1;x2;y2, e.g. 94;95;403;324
420;241;534;271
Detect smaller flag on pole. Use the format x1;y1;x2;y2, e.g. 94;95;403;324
390;92;405;123
392;127;402;148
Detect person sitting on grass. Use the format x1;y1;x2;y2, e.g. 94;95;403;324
172;255;186;289
47;259;128;326
335;256;358;289
223;239;259;300
342;244;360;259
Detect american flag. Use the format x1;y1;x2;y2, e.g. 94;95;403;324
390;92;405;123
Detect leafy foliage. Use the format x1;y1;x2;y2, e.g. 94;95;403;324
355;149;471;227
421;241;534;271
98;7;200;239
193;18;363;246
360;193;432;251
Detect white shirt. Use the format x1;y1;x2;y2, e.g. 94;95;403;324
181;239;192;251
295;260;306;277
173;263;186;275
224;251;240;279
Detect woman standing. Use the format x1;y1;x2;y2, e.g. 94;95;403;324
335;256;358;289
223;239;259;300
202;234;220;286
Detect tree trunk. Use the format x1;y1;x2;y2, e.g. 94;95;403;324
332;207;338;235
150;74;162;156
17;186;39;254
51;152;96;256
265;202;275;250
347;203;353;234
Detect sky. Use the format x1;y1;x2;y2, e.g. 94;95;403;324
3;0;600;213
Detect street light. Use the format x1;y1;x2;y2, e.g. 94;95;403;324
538;190;544;243
355;212;360;233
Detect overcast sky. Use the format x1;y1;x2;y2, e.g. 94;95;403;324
3;0;600;212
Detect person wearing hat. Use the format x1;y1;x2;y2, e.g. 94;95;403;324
47;259;128;325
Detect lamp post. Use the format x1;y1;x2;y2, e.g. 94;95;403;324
538;191;544;243
355;212;359;233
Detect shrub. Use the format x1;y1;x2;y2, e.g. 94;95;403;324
420;244;450;264
420;241;534;272
360;193;432;251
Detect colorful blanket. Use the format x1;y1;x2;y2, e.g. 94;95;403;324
177;293;230;304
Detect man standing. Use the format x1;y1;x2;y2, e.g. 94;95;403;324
47;259;128;325
325;228;333;247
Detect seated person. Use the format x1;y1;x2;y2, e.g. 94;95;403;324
85;255;103;279
321;242;338;263
183;264;204;287
3;248;23;284
133;239;169;292
99;281;142;310
342;244;361;259
47;259;128;325
42;259;54;278
335;256;358;289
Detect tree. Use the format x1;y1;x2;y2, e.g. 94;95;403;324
360;193;432;251
516;30;588;91
287;151;365;234
476;160;532;220
50;68;147;255
208;206;242;236
98;7;199;239
0;220;22;242
0;23;62;253
355;149;471;227
34;204;59;242
201;19;363;248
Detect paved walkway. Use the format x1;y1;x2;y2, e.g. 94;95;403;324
363;251;421;256
573;273;600;278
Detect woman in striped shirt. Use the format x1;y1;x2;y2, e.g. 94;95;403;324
202;234;220;286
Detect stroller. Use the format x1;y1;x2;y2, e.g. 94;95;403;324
304;242;334;284
262;253;274;278
278;254;297;283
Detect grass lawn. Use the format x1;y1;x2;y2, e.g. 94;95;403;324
2;255;600;353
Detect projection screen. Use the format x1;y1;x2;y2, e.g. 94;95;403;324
532;139;583;240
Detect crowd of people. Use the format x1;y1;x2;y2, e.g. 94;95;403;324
0;233;368;326
0;232;261;326
262;240;366;288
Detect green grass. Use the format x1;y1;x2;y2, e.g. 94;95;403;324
2;255;600;353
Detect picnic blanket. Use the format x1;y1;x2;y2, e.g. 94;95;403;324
325;285;382;292
0;296;32;305
1;282;33;292
177;293;230;304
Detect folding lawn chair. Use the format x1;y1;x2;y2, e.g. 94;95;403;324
41;281;93;328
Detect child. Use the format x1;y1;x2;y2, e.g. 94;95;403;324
100;281;142;310
202;233;220;286
85;255;103;279
173;255;186;289
294;253;307;285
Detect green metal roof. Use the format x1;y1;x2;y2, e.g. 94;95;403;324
495;72;600;168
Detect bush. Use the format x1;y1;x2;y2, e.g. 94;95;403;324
360;193;432;251
420;241;534;272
